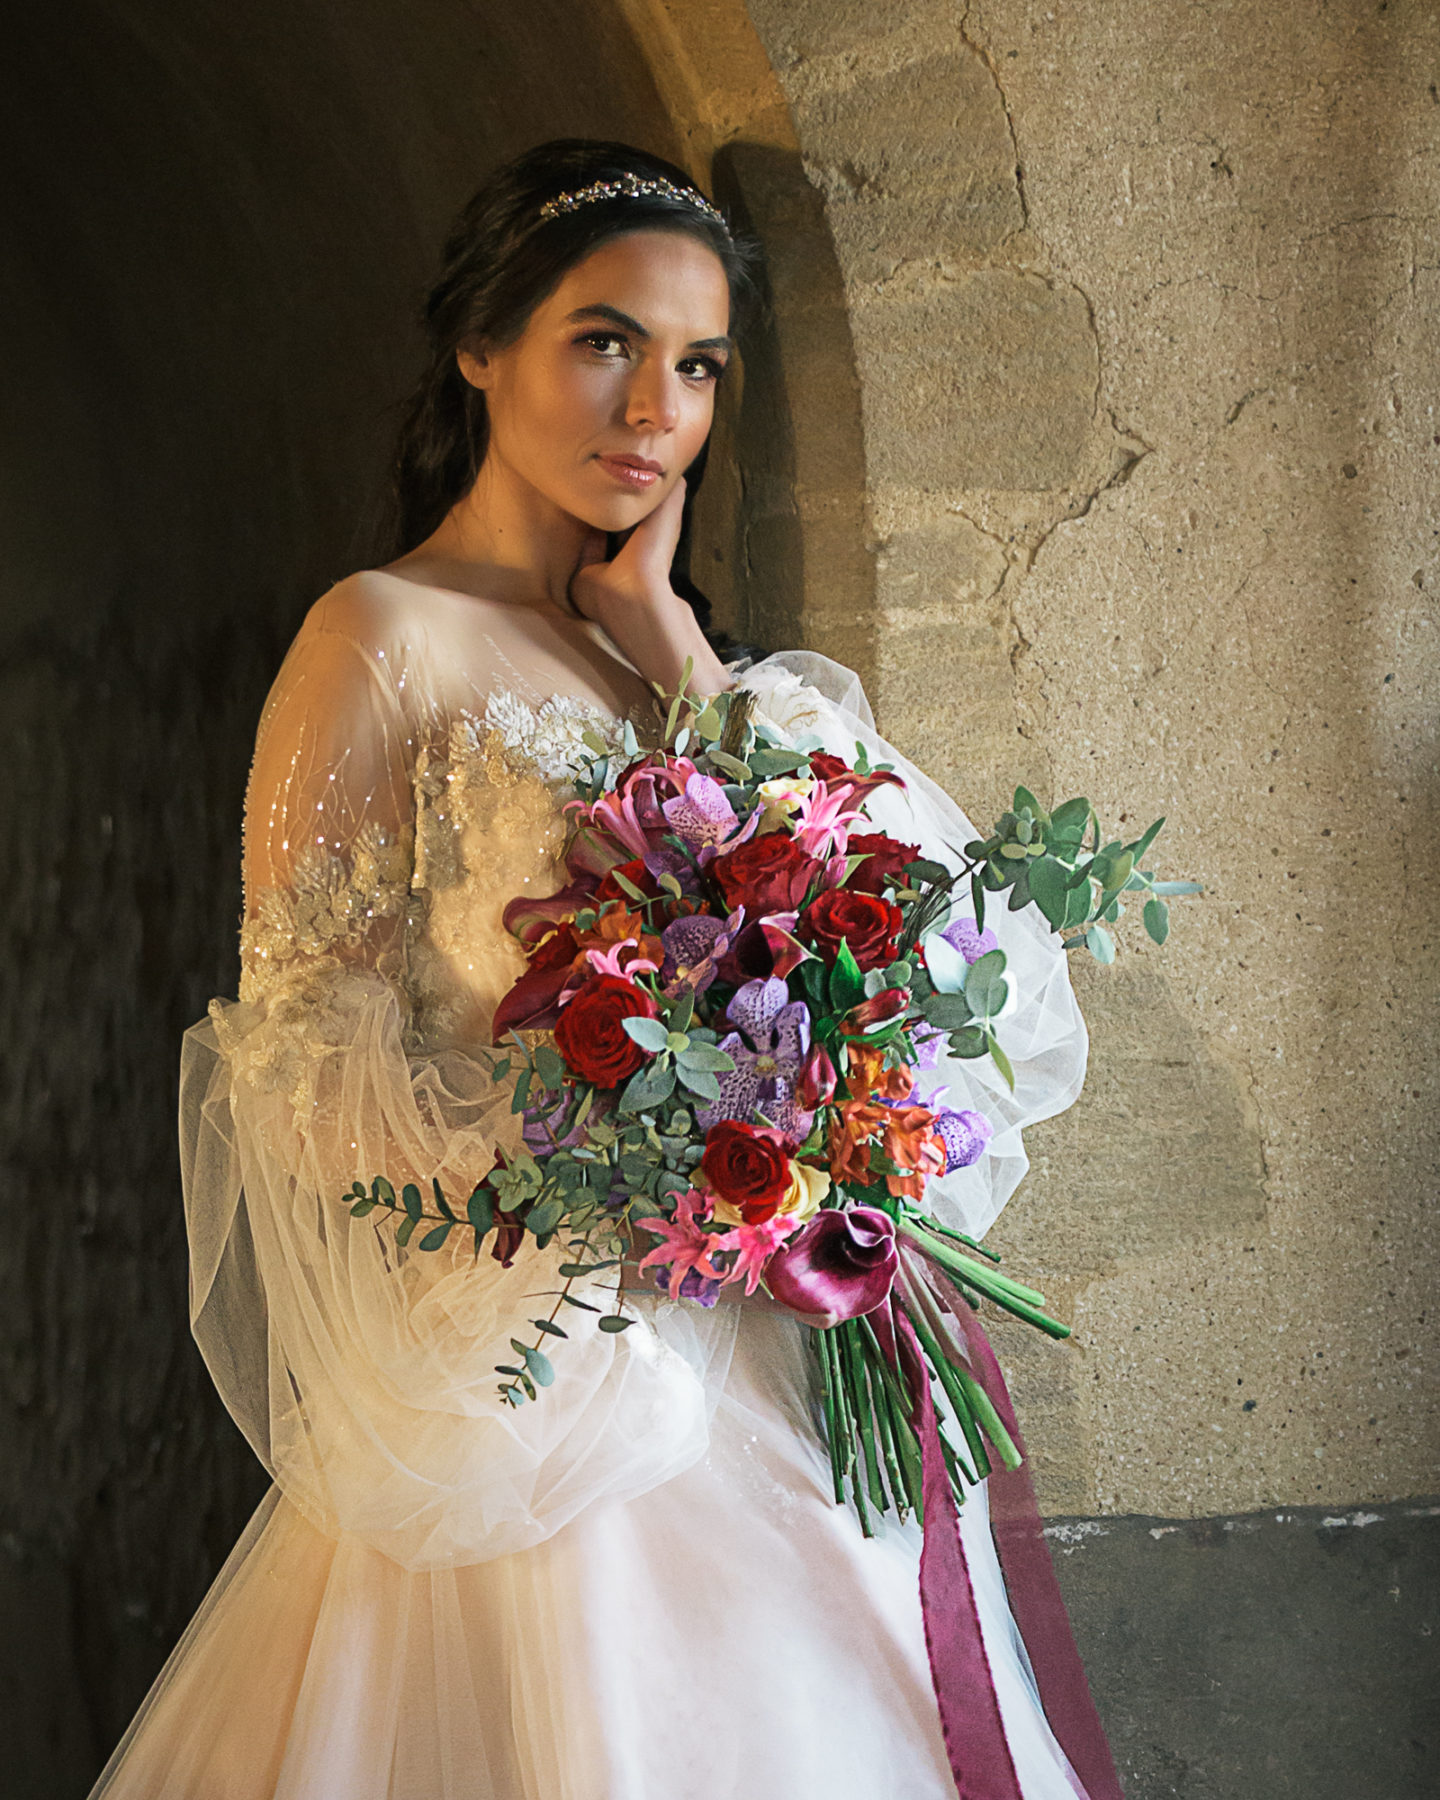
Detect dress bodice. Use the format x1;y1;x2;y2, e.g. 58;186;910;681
229;570;658;1101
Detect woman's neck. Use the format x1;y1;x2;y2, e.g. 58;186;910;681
389;456;590;616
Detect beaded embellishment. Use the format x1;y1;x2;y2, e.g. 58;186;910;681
538;172;728;231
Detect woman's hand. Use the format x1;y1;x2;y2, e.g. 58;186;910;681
568;479;734;702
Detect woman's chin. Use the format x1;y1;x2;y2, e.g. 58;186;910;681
570;485;667;536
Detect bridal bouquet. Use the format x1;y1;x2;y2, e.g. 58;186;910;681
341;673;1196;1533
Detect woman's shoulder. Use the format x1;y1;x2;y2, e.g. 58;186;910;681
293;568;421;660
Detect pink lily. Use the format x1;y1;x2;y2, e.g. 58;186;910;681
583;940;660;979
715;1212;803;1296
635;1189;727;1300
791;782;868;860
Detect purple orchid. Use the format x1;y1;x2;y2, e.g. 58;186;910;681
660;909;744;998
942;916;1000;963
661;773;760;862
695;976;815;1142
933;1107;993;1171
652;1264;723;1306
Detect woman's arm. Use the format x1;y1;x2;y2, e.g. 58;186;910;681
568;479;736;701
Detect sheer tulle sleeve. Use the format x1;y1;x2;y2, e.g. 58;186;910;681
180;626;735;1573
734;651;1089;1241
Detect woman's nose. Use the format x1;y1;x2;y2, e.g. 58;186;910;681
624;362;680;432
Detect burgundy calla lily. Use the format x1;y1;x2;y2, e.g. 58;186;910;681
763;1206;899;1328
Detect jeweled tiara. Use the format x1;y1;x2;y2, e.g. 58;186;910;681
538;172;729;232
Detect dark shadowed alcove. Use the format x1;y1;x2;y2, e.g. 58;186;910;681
0;4;840;1790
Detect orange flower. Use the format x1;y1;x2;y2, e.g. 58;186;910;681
881;1104;946;1200
828;1098;889;1184
844;1044;914;1105
576;905;664;972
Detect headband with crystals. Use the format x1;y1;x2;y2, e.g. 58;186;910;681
537;172;729;233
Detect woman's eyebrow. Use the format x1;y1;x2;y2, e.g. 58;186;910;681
565;302;732;353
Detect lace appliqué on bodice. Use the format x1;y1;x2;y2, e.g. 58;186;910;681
229;690;635;1107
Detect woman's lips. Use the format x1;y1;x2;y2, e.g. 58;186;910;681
595;454;662;490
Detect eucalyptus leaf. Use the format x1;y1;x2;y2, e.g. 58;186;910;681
1085;924;1117;964
676;1042;735;1073
395;1214;418;1249
708;749;752;781
432;1179;457;1223
985;1032;1016;1092
922;992;974;1030
621;1015;671;1054
533;1044;568;1090
748;748;809;778
619;1060;677;1113
526;1197;565;1237
349;1197;378;1218
1144;897;1171;945
520;1345;555;1387
373;1176;396;1206
561;1293;602;1311
1026;856;1071;928
419;1222;453;1252
902;857;952;888
947;1025;989;1059
1128;816;1165;862
1063;879;1093;929
466;1186;494;1234
597;1315;635;1333
677;1065;722;1102
964;949;1009;1017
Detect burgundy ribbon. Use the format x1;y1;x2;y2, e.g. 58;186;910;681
930;1269;1125;1800
870;1278;1124;1800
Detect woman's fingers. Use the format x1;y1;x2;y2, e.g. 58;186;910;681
615;476;686;586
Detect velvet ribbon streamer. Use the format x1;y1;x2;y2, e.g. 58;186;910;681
871;1282;1124;1800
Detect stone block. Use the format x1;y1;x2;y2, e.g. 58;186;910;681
855;270;1098;490
798;49;1023;270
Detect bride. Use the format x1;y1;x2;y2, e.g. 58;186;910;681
90;140;1119;1799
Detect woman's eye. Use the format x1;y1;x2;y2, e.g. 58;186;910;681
679;355;726;383
580;332;628;358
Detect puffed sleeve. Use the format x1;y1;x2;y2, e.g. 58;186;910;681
179;624;736;1572
733;650;1089;1241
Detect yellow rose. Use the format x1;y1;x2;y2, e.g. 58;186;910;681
711;1157;831;1227
755;776;815;835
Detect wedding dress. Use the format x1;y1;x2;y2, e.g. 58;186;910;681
89;569;1097;1800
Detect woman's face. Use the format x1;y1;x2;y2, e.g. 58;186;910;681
460;228;733;534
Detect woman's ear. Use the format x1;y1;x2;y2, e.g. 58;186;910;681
456;340;493;391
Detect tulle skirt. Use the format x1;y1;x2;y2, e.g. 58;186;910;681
90;1306;1083;1800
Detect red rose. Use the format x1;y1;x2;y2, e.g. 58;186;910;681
711;834;822;916
701;1121;792;1225
800;889;903;972
845;832;920;896
553;974;658;1088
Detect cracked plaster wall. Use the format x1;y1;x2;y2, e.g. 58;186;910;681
744;0;1438;1517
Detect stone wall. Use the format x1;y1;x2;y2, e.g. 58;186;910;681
741;0;1439;1525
